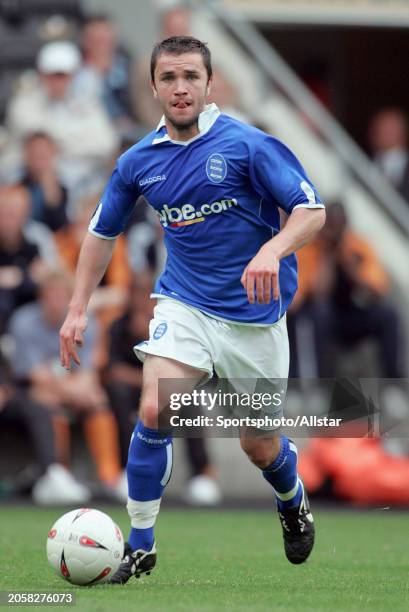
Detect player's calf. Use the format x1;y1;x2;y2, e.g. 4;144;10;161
243;433;315;564
125;421;172;564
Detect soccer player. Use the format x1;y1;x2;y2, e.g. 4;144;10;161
60;36;326;582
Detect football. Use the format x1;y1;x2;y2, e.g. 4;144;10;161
46;508;124;586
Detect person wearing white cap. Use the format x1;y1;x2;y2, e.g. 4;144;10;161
37;40;82;76
6;40;118;194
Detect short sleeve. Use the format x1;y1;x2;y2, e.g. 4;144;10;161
88;166;140;239
249;135;324;214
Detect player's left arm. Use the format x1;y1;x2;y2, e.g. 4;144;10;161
241;207;325;304
244;134;327;305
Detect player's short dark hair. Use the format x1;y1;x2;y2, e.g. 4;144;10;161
150;36;212;82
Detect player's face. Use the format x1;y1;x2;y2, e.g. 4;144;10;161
152;52;211;140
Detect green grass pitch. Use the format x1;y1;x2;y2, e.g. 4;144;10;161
0;506;408;612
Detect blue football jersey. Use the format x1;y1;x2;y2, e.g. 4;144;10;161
89;104;324;324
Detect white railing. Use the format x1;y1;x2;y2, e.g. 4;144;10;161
199;0;409;237
220;0;409;28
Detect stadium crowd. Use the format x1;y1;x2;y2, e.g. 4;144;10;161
0;1;408;507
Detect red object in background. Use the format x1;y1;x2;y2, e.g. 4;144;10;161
297;444;326;493
299;438;409;505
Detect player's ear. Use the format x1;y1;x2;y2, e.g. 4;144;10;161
206;77;213;97
151;81;158;98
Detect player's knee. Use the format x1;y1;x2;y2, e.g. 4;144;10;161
240;437;280;468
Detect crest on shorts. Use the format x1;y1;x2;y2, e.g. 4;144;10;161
206;153;227;183
153;322;168;340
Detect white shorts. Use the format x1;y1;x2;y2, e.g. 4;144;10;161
134;297;289;428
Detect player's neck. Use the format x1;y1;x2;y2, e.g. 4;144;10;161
165;120;200;142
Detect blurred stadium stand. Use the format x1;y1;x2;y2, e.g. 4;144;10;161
1;0;409;505
193;1;409;273
220;0;409;28
0;0;84;121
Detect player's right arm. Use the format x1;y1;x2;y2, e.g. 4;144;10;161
59;234;116;368
60;162;140;369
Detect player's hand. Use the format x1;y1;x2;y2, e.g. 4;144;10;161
59;308;88;369
241;246;280;304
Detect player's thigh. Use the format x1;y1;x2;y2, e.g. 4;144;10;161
134;298;214;379
215;315;289;381
139;354;205;425
246;315;289;380
214;316;289;433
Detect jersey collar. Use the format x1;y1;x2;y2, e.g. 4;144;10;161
152;103;220;146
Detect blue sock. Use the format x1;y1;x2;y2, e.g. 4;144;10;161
262;435;303;510
126;421;173;552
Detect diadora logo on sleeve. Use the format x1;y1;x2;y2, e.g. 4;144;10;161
157;198;238;228
139;174;167;187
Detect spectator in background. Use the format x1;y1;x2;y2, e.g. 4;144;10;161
0;184;59;267
0;347;89;505
6;40;118;196
132;4;192;128
0;186;46;334
74;14;138;136
8;268;126;501
19;131;69;232
160;3;192;38
289;202;405;378
368;108;409;203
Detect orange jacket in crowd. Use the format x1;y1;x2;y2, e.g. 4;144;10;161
55;227;131;289
294;229;389;310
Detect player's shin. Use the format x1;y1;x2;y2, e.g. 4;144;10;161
261;434;302;510
126;420;173;552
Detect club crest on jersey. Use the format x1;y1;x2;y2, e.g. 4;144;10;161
206;153;227;183
153;322;168;340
